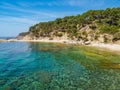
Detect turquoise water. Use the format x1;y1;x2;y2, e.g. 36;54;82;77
0;42;120;90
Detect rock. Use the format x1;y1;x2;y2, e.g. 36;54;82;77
98;35;104;43
49;38;53;40
3;86;15;90
84;41;91;45
0;80;6;85
114;40;120;45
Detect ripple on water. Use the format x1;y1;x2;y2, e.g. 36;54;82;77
0;42;120;90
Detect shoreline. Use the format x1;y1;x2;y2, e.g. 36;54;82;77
0;39;82;44
0;39;120;52
89;43;120;52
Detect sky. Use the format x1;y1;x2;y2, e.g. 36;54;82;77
0;0;120;37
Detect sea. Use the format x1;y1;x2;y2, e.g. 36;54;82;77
0;42;120;90
0;37;14;39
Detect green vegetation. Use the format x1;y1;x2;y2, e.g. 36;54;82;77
20;8;120;42
19;32;29;36
100;25;119;34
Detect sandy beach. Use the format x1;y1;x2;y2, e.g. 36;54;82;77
89;43;120;52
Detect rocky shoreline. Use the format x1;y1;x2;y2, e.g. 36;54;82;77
0;38;120;52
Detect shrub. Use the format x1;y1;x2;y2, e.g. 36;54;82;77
100;25;119;34
54;32;63;37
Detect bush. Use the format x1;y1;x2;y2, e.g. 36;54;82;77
89;25;97;30
54;32;63;37
100;25;119;34
19;32;29;36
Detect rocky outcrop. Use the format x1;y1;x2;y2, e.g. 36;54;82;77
17;24;117;45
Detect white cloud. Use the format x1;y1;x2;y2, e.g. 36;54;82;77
0;2;58;18
0;16;38;24
63;0;105;8
65;0;87;6
0;2;84;22
17;2;45;7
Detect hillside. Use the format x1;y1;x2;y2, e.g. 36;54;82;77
18;8;120;44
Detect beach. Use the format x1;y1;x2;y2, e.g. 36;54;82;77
1;39;120;52
89;43;120;52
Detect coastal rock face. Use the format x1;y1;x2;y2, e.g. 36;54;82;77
114;40;120;45
22;34;33;40
17;8;120;44
97;34;113;43
17;32;34;40
17;25;116;44
98;35;105;43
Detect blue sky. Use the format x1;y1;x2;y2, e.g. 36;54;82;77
0;0;120;37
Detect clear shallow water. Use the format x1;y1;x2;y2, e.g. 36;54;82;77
0;42;120;90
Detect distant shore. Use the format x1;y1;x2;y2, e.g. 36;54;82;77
0;39;120;52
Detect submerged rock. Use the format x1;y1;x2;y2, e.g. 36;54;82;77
3;86;15;90
0;80;6;85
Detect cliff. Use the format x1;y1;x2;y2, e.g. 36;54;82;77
18;8;120;44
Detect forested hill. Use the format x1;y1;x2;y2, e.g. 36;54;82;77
19;8;120;43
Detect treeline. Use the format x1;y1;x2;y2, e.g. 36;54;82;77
28;8;120;40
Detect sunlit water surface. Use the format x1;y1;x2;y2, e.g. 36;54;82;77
0;42;120;90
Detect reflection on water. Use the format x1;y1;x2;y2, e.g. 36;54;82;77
0;42;120;90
